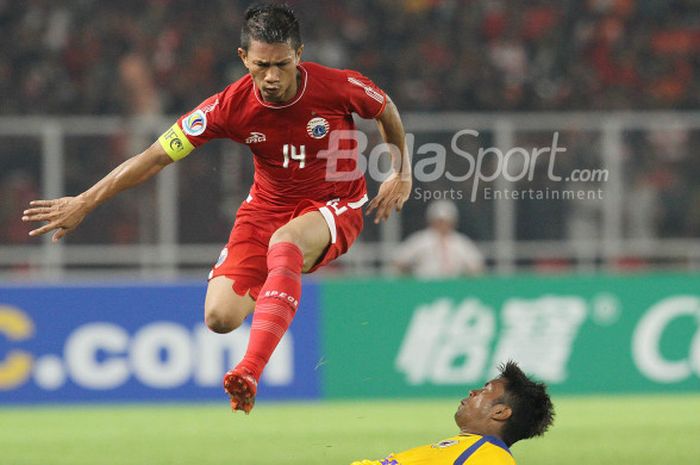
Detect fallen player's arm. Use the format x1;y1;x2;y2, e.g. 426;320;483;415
22;141;173;241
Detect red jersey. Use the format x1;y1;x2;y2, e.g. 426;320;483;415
163;62;387;207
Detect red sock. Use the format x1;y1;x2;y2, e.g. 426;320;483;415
238;242;303;381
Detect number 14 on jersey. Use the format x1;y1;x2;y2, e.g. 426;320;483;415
283;144;306;168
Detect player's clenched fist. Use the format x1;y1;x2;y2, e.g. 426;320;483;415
22;196;89;242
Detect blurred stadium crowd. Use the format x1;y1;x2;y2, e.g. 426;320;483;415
2;0;699;114
1;0;699;267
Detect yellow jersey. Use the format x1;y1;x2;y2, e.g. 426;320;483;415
351;434;515;465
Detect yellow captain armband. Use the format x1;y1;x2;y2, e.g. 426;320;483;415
158;123;195;161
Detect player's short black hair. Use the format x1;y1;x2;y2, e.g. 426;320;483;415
497;361;554;446
241;3;302;51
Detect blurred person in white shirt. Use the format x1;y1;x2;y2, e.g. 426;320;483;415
395;200;485;278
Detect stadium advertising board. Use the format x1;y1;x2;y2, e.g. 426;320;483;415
0;283;320;403
321;274;700;398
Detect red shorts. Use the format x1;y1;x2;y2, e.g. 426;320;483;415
208;194;367;299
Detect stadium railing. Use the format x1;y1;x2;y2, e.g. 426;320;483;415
1;112;699;280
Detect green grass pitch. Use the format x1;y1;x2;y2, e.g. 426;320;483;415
2;394;699;465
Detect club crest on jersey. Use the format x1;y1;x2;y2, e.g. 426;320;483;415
183;110;206;136
306;117;330;139
245;132;267;144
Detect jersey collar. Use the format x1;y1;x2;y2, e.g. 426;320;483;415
482;435;512;455
253;64;308;110
459;434;512;456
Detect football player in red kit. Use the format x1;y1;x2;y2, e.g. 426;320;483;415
22;3;412;413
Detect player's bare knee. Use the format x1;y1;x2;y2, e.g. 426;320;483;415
204;306;245;334
204;276;255;333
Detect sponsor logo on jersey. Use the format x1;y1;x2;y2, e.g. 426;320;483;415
306;117;330;139
182;110;206;136
245;132;267;144
432;440;459;449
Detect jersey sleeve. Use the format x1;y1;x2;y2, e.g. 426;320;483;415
344;70;388;119
157;92;230;161
469;445;516;465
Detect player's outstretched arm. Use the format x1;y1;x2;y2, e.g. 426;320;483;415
366;96;412;224
22;142;173;242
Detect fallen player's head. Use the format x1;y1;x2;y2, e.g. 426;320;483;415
454;361;554;446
